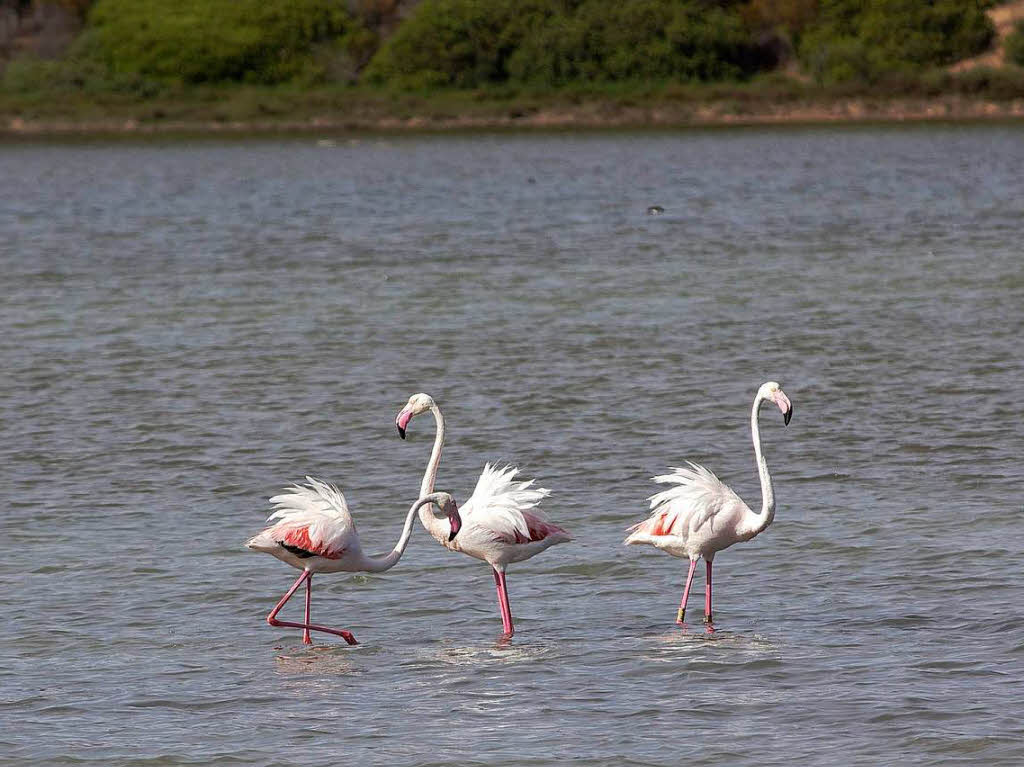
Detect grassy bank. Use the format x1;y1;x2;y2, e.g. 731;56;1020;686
4;71;1024;135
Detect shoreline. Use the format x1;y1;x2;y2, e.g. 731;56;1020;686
3;96;1024;137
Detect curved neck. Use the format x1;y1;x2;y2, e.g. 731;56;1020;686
417;405;452;544
358;495;441;573
750;393;775;534
419;404;445;497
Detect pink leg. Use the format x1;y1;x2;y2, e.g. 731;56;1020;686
266;569;358;645
703;560;713;625
302;574;312;645
493;568;514;636
677;559;698;624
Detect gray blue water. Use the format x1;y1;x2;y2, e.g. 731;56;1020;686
2;125;1023;766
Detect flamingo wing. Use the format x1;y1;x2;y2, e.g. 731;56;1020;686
262;476;356;559
460;463;567;544
627;462;747;539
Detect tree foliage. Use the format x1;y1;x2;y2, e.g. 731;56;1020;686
365;0;772;88
79;0;365;84
508;0;766;84
799;0;994;83
1;0;1008;92
362;0;546;88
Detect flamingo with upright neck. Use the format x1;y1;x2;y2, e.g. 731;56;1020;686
395;393;570;637
247;481;461;645
625;381;792;626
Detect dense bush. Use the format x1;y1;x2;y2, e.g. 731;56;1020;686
79;0;368;84
1;0;1009;95
1006;20;1024;68
508;0;767;84
362;0;549;88
799;0;995;84
365;0;772;88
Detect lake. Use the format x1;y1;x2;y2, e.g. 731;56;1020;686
2;124;1023;766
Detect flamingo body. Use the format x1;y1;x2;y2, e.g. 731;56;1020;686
624;462;756;561
396;394;570;637
444;463;571;568
247;478;359;572
247;478;459;645
625;381;792;626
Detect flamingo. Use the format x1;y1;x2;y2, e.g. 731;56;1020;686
395;393;570;637
624;381;792;626
246;478;462;645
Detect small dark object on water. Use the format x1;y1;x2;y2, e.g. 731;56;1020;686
647;205;664;215
527;177;537;184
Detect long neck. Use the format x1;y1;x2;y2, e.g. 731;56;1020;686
749;393;775;535
419;404;445;496
358;496;437;573
417;405;452;544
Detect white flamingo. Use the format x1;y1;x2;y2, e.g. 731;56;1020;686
395;393;570;637
625;381;792;626
247;479;461;645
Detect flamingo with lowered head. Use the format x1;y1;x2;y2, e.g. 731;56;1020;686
247;479;461;645
625;381;792;626
395;393;570;637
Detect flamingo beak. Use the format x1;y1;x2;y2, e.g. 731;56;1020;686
447;509;462;541
396;409;412;440
773;390;793;426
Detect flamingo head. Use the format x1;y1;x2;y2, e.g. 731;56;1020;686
758;381;793;426
396;392;435;439
425;491;462;541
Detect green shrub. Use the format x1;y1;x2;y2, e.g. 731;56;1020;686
800;0;995;84
81;0;366;84
365;0;771;88
1006;20;1024;68
363;0;542;88
508;0;765;84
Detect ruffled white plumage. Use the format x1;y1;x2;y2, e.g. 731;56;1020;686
459;463;554;543
625;461;752;555
267;476;352;523
249;476;356;559
647;461;746;533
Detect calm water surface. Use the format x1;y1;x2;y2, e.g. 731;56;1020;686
2;126;1023;766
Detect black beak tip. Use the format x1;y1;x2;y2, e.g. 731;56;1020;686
448;529;458;542
397;425;406;439
784;409;792;426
